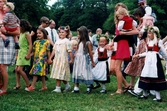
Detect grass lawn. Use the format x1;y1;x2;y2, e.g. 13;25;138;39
0;65;167;111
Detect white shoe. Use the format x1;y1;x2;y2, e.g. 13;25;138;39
100;89;106;93
63;85;71;92
52;88;61;93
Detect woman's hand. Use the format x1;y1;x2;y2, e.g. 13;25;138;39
69;59;73;64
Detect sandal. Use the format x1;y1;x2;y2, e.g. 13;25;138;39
0;90;7;96
110;90;123;96
39;87;47;91
123;85;133;93
13;86;21;90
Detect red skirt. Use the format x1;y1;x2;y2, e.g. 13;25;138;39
115;40;130;60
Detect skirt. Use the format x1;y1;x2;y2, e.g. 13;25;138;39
139;54;167;91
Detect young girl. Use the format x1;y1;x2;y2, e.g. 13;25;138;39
92;35;112;93
26;28;50;91
14;19;32;90
134;26;167;102
48;26;73;93
72;26;95;93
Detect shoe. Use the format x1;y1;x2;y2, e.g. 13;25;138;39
123;85;133;93
153;98;162;102
15;43;20;49
138;95;148;99
13;86;21;90
128;90;140;97
4;39;10;47
25;86;35;92
39;87;47;91
0;90;7;96
52;88;61;93
25;84;31;91
93;84;101;89
63;85;71;92
87;87;92;94
100;89;106;93
0;84;3;89
71;90;79;93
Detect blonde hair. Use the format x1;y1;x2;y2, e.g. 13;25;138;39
71;39;78;49
5;2;15;11
115;8;129;24
147;26;160;45
71;36;79;42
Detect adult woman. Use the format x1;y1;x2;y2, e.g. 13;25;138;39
0;0;20;95
110;3;139;94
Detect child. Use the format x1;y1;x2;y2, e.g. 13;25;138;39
92;35;112;93
114;7;133;56
26;28;50;91
13;19;32;90
134;26;167;102
48;26;73;93
72;26;95;93
0;2;20;48
69;39;78;73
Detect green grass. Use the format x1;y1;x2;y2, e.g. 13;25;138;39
0;65;167;111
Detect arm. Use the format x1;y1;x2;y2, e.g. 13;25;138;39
47;35;54;46
48;51;55;64
25;32;32;60
68;52;73;64
88;42;95;67
119;26;139;35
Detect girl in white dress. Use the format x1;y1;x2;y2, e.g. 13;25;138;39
72;26;95;93
92;35;112;93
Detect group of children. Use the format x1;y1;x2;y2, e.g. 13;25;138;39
1;1;166;103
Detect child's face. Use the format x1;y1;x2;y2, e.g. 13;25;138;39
116;14;124;20
59;29;67;39
147;31;154;40
37;30;44;40
73;44;78;50
99;37;107;47
3;5;10;13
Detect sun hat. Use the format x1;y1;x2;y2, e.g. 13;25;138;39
5;2;15;11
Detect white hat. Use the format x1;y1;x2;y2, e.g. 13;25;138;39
6;2;15;11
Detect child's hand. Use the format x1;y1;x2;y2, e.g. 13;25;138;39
69;59;73;64
47;59;52;64
91;62;95;67
25;54;31;60
132;54;139;60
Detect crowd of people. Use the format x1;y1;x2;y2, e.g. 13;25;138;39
0;0;167;102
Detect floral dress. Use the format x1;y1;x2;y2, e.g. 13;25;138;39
50;38;72;81
29;39;50;76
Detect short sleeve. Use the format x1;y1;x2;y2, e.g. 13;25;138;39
32;41;37;53
3;14;9;24
66;40;72;52
46;40;50;51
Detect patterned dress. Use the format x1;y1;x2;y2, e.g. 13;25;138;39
29;39;50;76
50;38;72;81
16;32;30;66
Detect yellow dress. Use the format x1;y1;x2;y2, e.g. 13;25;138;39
29;39;50;76
50;38;72;81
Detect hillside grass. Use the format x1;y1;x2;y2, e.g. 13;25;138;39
0;65;167;111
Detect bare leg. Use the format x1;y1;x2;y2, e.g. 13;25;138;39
31;76;38;88
0;64;8;92
16;66;30;87
41;76;47;88
114;59;123;93
15;66;21;87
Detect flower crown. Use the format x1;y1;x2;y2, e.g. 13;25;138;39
58;26;70;33
148;26;161;38
96;34;110;43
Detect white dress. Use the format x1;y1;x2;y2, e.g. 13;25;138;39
92;47;112;81
72;42;94;85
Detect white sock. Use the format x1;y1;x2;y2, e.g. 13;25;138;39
155;91;161;99
102;84;106;90
56;86;61;90
74;86;79;91
143;90;148;96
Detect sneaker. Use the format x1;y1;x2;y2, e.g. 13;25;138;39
87;87;91;94
25;86;35;92
128;90;140;97
4;39;10;47
100;89;106;93
63;85;71;92
39;87;47;91
52;88;61;93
